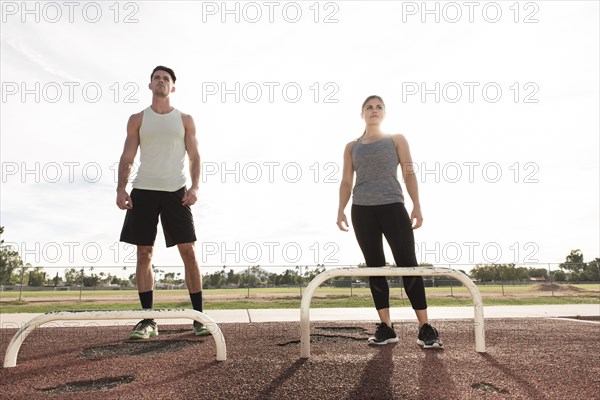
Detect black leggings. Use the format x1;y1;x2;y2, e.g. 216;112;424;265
351;202;427;310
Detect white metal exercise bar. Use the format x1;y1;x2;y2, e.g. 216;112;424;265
3;309;226;367
300;266;485;358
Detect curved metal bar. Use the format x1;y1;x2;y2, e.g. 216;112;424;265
4;308;226;368
300;267;485;358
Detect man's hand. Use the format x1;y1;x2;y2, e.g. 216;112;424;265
182;187;198;206
116;189;133;210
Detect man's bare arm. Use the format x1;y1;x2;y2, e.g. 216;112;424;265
116;113;142;209
182;113;200;206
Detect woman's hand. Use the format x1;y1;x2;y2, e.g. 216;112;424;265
337;212;350;232
411;207;423;229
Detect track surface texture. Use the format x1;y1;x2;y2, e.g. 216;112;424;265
1;318;598;399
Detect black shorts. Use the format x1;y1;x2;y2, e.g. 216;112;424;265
119;187;196;247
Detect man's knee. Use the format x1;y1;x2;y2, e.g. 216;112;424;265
178;243;197;262
137;246;154;263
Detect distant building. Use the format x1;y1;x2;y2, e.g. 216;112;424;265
529;277;546;282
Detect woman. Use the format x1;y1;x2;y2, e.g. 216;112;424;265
337;95;442;348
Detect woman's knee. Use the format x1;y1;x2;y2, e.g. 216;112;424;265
369;276;389;292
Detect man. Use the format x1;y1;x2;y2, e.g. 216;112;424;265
116;65;209;339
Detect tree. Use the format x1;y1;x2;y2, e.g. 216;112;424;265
237;269;259;288
204;269;225;288
226;269;238;285
110;275;123;286
527;268;548;279
559;249;585;272
294;266;303;284
584;258;600;281
51;271;62;286
551;270;566;282
0;227;23;284
267;271;279;286
303;265;325;282
64;268;80;285
470;264;498;282
279;269;299;285
469;264;528;283
27;267;47;287
152;266;164;284
566;271;583;283
250;265;269;286
559;250;599;282
164;272;176;284
512;266;530;282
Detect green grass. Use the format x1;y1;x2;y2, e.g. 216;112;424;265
1;283;598;300
569;283;600;290
1;283;598;313
1;295;597;314
0;286;365;298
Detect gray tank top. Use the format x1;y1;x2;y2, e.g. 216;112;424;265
351;135;405;206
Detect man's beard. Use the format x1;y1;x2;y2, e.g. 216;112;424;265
153;87;168;97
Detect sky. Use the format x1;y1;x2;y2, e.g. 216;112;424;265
1;0;599;279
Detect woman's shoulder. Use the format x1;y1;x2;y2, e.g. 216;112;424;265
390;133;407;140
344;136;362;150
390;133;409;146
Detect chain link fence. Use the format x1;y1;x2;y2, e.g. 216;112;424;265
1;263;598;303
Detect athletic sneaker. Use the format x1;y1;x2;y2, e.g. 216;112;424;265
129;319;158;340
367;322;399;345
193;320;211;336
417;323;443;348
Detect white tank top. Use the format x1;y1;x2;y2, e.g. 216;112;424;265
132;106;187;191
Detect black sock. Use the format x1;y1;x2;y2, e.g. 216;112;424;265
189;291;203;312
139;290;153;309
